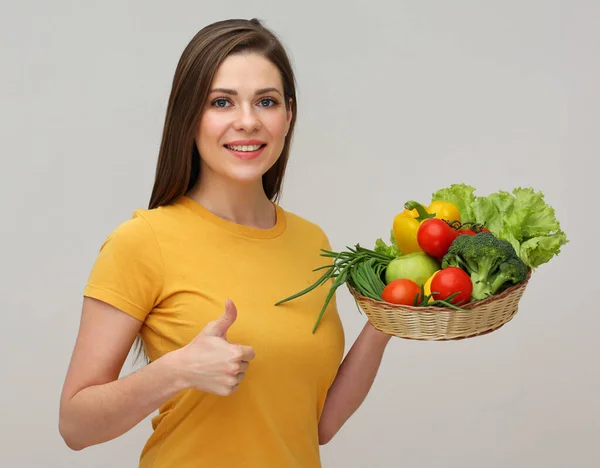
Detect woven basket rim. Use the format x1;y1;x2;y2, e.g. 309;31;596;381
348;268;532;311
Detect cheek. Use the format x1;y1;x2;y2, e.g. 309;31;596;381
264;112;289;137
198;114;228;145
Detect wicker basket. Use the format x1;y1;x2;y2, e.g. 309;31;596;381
348;270;532;341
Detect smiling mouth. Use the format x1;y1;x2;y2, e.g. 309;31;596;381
224;144;266;152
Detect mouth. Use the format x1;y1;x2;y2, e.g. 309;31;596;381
224;141;267;160
224;143;265;152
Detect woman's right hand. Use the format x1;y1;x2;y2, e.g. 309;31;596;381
173;299;255;396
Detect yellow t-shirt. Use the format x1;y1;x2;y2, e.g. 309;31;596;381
84;195;345;468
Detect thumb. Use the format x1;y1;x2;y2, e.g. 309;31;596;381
200;299;237;338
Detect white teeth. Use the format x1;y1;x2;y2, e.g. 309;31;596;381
226;144;262;152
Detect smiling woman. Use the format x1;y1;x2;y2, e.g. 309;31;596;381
59;18;392;468
190;53;293;214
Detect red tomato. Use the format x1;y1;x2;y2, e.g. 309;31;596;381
430;267;473;304
456;223;490;236
417;218;459;259
382;279;423;305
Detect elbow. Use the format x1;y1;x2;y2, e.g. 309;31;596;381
318;423;335;445
59;425;84;451
65;440;86;452
59;413;87;451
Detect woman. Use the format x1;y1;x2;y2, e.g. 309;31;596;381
59;18;391;467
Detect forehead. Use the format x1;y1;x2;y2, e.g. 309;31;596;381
210;52;283;91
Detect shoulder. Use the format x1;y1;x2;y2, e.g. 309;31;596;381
111;201;183;239
280;207;331;247
106;209;155;242
94;210;156;255
98;206;172;255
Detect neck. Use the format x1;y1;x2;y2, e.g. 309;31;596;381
186;170;277;229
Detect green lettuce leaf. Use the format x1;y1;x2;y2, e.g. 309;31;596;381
430;183;477;222
472;190;515;235
507;187;561;239
472;186;568;269
519;232;569;269
374;229;401;257
497;225;522;260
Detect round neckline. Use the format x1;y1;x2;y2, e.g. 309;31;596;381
177;195;287;239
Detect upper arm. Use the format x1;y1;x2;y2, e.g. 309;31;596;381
60;297;143;405
61;212;164;403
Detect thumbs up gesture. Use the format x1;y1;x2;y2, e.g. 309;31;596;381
173;300;255;396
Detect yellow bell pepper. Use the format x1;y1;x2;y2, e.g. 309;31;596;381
392;201;434;255
427;200;461;223
423;270;440;297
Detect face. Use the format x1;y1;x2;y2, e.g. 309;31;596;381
195;52;293;187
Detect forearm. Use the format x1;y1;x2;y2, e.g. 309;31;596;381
59;351;187;451
318;322;391;444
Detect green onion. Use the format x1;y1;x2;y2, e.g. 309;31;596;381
274;244;394;333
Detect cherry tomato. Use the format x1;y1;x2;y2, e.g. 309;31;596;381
382;279;423;305
417;218;459;259
458;225;490;235
430;267;473;304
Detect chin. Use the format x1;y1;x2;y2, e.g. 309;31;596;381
222;166;271;184
225;158;279;182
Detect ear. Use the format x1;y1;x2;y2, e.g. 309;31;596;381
285;97;293;133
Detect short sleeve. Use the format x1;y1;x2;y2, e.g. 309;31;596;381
83;213;164;322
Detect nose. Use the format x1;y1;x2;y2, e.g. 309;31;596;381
233;104;261;133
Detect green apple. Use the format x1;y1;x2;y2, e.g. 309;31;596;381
385;252;440;286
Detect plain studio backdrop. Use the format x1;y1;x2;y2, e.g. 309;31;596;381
1;1;598;467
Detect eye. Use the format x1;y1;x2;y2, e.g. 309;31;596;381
211;98;231;108
258;97;278;107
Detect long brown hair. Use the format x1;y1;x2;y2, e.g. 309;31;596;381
133;19;297;365
148;18;297;210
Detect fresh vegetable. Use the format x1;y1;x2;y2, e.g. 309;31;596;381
277;182;567;335
392;203;433;254
349;258;389;301
275;244;394;333
394;200;462;259
423;270;440;296
374;230;402;257
385;252;440;286
427;200;461;223
430;266;473;304
431;183;568;268
441;231;528;300
471;187;568;268
393;199;460;255
431;184;477;222
382;279;422;305
453;222;490;236
458;228;476;236
417;218;459;259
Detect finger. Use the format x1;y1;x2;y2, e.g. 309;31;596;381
237;345;255;362
200;299;238;338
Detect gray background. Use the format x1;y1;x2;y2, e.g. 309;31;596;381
1;0;597;467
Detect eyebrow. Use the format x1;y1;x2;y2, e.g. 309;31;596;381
209;87;283;96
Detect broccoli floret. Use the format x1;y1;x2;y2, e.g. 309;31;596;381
441;232;528;300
